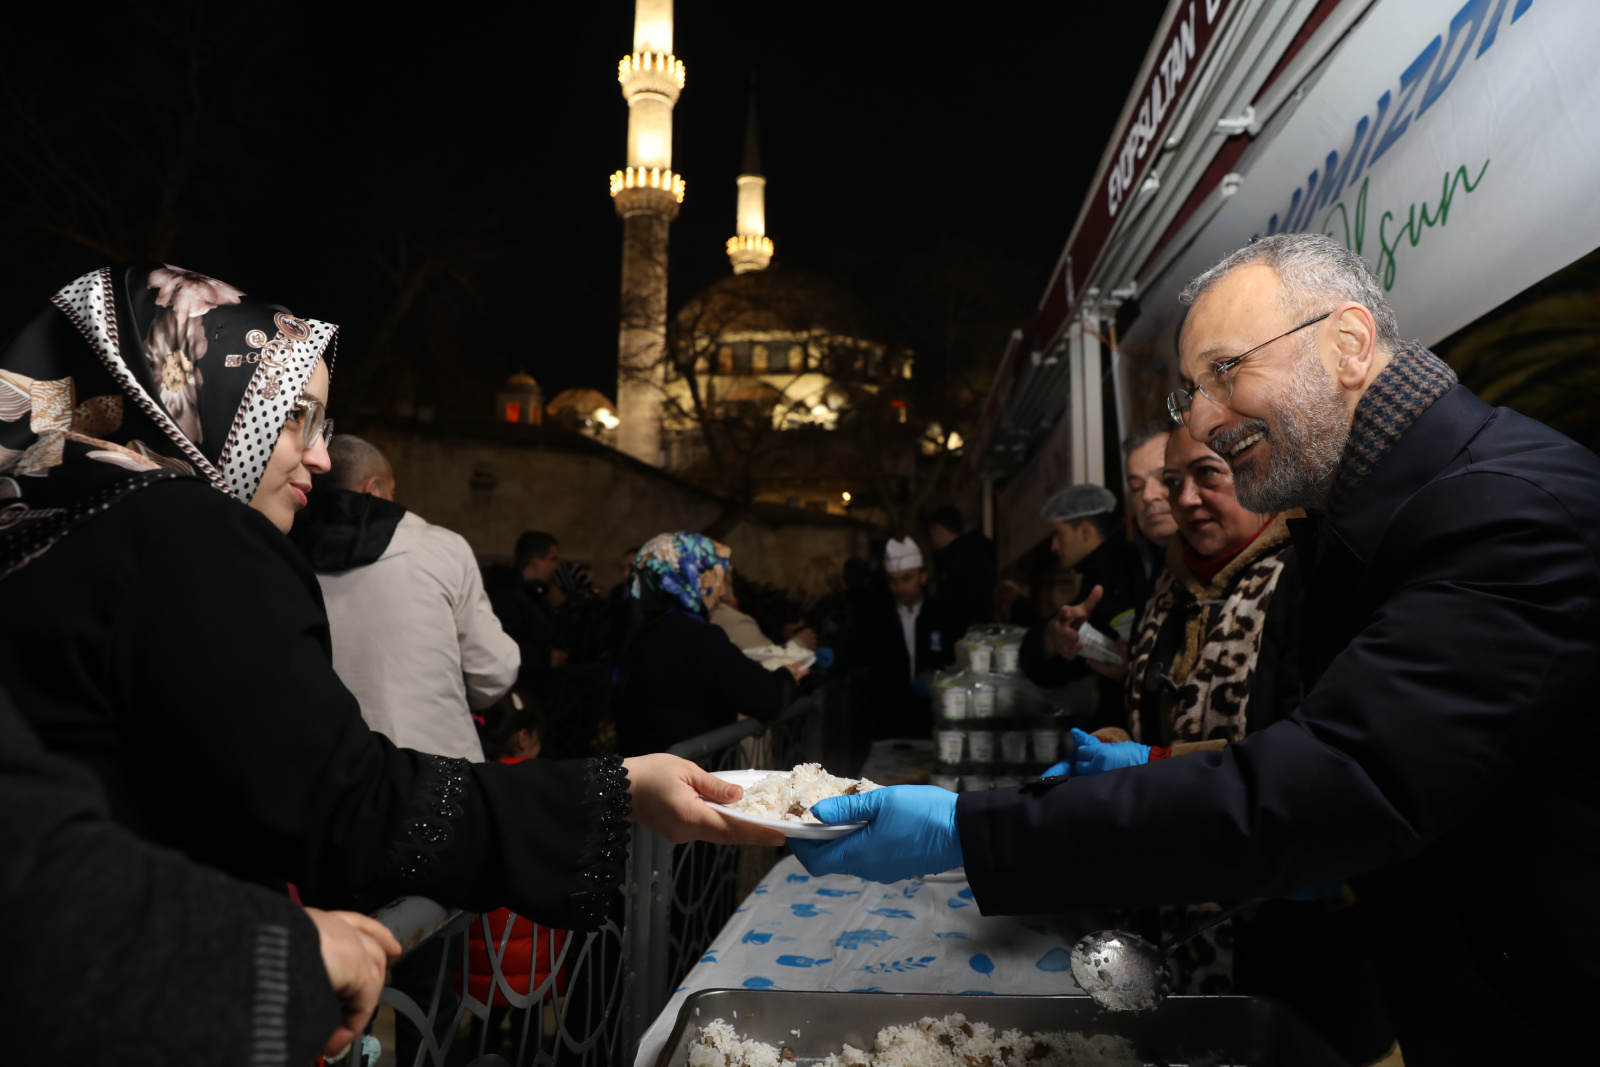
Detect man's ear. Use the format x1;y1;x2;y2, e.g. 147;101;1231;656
1333;301;1381;389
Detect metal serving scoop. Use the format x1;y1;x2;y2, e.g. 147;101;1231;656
1069;898;1264;1012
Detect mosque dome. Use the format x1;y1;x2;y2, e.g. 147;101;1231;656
673;267;894;383
675;266;880;339
496;371;543;425
547;387;620;437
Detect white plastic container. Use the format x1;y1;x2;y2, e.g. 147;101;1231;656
968;642;993;673
970;684;996;719
942;687;971;720
1031;727;1063;765
935;729;967;764
1077;622;1124;666
1000;731;1029;764
967;730;996;763
994;643;1021;674
933;773;961;792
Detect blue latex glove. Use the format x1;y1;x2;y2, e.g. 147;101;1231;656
788;786;963;884
1062;728;1150;777
813;647;835;670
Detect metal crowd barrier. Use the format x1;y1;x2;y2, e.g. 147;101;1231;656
362;671;863;1067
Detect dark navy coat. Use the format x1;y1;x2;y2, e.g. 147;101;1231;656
959;386;1600;1062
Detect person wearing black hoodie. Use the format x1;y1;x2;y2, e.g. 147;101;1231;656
290;434;520;762
0;681;403;1064
928;505;996;634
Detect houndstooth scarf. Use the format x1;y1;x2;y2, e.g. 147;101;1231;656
1329;341;1457;510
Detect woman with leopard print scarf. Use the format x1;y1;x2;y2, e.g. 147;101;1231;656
1074;427;1390;1064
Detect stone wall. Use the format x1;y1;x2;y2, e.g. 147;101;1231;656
361;420;871;589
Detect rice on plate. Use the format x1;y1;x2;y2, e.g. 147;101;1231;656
726;763;880;824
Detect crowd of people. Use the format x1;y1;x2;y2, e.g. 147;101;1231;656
4;230;1594;1066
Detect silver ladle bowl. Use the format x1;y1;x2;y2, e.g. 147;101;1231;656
1069;898;1264;1012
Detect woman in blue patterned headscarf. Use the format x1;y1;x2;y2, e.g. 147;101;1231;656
612;532;795;755
629;532;732;619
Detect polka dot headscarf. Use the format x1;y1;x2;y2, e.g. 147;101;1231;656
0;264;338;579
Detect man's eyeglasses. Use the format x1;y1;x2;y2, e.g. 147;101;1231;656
292;395;334;447
1167;312;1332;425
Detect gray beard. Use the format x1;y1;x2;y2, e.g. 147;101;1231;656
1222;348;1349;513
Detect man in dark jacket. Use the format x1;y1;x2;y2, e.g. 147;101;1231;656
928;505;996;633
484;530;569;690
1019;483;1146;730
791;233;1600;1064
840;537;958;740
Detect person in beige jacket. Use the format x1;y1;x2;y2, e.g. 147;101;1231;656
288;435;519;761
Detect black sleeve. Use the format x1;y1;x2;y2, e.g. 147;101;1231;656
689;618;794;725
1249;552;1306;734
0;684;339;1065
115;482;628;928
1019;617;1086;688
493;587;556;684
958;472;1600;913
828;609;880;676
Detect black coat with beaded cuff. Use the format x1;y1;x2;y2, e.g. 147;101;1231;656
0;476;630;926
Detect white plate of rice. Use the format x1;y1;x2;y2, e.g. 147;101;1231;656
741;641;819;671
707;764;879;840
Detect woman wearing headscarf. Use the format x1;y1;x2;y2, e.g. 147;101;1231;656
0;265;782;931
613;533;803;756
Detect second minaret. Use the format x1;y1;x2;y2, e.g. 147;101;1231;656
727;84;773;274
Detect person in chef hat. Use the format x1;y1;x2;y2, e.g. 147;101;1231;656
836;536;957;740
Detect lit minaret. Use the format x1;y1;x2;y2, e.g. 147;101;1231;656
610;0;685;465
727;84;773;274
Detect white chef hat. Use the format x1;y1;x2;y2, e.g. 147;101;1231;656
884;537;924;574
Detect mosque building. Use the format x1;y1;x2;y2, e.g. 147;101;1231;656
655;85;912;519
388;0;869;583
478;0;914;522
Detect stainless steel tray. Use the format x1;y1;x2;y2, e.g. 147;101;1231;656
653;990;1351;1066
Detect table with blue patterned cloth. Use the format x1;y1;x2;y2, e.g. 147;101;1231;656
634;854;1101;1065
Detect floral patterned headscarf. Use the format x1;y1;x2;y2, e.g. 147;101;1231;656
0;264;337;580
629;532;732;619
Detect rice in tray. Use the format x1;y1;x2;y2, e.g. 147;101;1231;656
726;763;881;824
689;1012;1145;1067
689;1019;793;1067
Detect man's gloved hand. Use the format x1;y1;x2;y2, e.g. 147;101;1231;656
1044;727;1149;778
813;647;836;670
788;786;963;884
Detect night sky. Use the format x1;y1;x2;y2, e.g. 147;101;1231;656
1;1;1166;407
